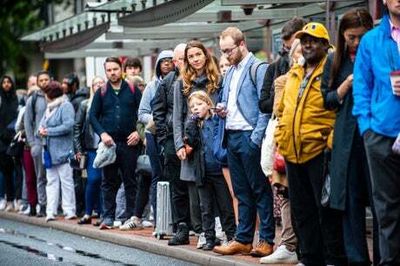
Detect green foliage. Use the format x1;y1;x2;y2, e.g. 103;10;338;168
0;0;63;86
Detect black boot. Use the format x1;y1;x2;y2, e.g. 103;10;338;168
29;204;36;216
203;230;216;251
36;205;46;217
168;222;189;246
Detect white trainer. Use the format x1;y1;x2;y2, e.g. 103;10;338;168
0;199;6;210
260;245;298;264
196;232;206;249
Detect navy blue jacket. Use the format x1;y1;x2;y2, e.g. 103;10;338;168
89;80;142;142
202;116;223;176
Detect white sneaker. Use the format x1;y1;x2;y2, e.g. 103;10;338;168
119;216;143;231
0;199;6;210
20;205;30;215
196;232;206;249
141;220;153;228
5;202;15;212
260;245;298;264
46;215;56;222
215;217;224;239
65;214;77;220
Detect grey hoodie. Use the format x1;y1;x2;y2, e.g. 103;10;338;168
138;50;173;126
24;89;47;156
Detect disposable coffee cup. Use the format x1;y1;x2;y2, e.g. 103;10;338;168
390;70;400;95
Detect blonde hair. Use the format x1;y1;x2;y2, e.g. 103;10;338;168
188;90;215;110
181;40;220;97
89;76;105;107
126;75;144;87
220;26;245;44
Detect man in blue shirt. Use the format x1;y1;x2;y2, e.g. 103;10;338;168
213;27;275;257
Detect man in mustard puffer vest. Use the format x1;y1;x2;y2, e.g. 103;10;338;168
274;22;345;266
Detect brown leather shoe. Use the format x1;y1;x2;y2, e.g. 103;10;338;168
250;240;273;257
212;240;252;255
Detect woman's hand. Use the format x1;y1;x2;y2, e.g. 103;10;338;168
75;152;82;161
337;74;353;101
127;131;140;146
176;147;187;161
38;127;48;137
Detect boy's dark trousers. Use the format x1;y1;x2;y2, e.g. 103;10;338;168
197;174;236;240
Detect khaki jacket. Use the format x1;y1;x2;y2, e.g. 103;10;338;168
274;56;335;164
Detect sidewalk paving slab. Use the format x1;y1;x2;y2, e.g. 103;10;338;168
0;211;295;266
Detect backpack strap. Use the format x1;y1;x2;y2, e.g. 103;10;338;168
100;81;135;97
100;84;107;97
31;91;38;121
249;60;267;88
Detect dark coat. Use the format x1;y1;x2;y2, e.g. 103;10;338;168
69;87;89;113
152;70;179;145
258;53;290;114
73;99;98;153
173;75;220;182
0;84;18;152
89;80;142;142
321;52;368;211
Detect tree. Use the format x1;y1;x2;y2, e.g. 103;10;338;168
0;0;63;86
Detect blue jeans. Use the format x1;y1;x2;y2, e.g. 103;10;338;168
226;130;275;244
145;132;163;221
85;150;102;216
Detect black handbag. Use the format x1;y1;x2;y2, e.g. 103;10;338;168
6;132;24;158
68;151;87;170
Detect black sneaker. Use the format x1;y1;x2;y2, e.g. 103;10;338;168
202;239;215;251
168;222;189;246
36;205;46;217
28;204;37;216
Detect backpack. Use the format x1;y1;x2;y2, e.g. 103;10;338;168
100;81;136;97
249;60;267;88
225;60;267;89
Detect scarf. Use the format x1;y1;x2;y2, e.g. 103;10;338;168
44;94;68;121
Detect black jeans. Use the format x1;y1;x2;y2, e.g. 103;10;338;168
197;174;236;240
162;137;190;226
0;153;15;201
364;130;400;266
134;172;151;218
13;157;23;200
286;152;346;266
187;181;202;233
102;142;138;222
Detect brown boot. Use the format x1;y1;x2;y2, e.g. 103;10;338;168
250;240;273;257
212;240;252;255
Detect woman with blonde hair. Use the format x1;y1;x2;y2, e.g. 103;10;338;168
73;76;105;225
171;40;223;246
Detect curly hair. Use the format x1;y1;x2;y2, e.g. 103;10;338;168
181;40;220;97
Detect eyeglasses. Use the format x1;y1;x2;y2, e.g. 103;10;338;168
220;45;239;55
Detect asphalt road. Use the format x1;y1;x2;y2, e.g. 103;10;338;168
0;219;197;266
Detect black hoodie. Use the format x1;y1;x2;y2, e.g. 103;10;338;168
0;75;18;152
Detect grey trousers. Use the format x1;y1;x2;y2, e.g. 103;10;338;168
32;154;46;206
364;130;400;266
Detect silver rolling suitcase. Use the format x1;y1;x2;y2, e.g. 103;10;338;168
155;181;173;239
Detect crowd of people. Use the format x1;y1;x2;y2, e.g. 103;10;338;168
0;2;400;265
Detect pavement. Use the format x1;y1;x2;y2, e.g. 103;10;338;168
0;211;293;266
